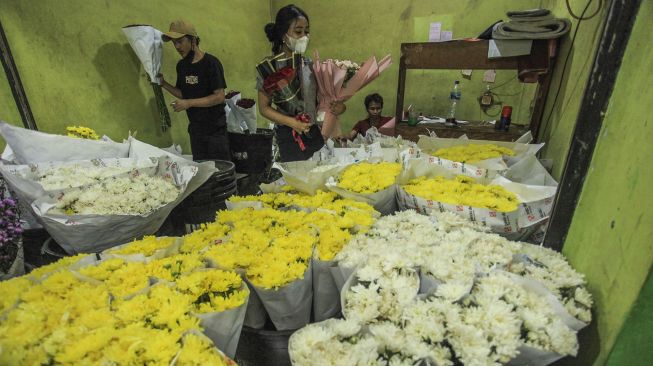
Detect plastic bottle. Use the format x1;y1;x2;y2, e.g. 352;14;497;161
446;80;461;126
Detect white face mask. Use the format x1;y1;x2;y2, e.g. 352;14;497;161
285;35;309;53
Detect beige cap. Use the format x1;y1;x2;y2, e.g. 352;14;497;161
162;19;197;41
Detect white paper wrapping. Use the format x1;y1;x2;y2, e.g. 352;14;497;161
311;142;398;164
397;158;557;239
121;25;163;83
0;121;130;164
250;264;313;331
195;283;249;359
274;160;346;195
27;156;200;253
312;258;341;322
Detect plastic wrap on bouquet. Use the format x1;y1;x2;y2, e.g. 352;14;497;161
505;271;588;331
329;261;356;293
326;178;398;216
397;158;557;240
273;160;345;195
100;237;182;263
313;52;392;139
311;142;397;164
416;131;544;169
195;283;250;359
312;258;341;322
121;25;162;84
225;94;258;134
0;121;130;164
506;345;565;366
250;263;313;330
28;156;208;254
242;278;268;329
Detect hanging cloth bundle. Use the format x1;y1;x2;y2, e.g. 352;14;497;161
492;9;571;40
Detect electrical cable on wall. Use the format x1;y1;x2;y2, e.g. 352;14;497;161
541;0;602;140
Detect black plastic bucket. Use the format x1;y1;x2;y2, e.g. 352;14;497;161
235;326;295;366
172;160;237;228
228;129;274;174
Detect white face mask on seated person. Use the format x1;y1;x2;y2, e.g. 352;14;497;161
285;34;309;54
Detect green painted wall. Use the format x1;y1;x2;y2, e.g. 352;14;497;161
559;1;653;365
538;0;608;179
605;269;653;365
0;0;270;154
271;0;539;132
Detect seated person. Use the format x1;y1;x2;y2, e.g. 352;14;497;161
347;93;393;139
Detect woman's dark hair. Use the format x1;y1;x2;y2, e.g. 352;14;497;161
364;93;384;109
264;4;309;54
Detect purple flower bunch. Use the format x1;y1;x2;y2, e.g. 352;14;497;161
0;180;22;248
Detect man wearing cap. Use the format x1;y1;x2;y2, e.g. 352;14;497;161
159;19;230;161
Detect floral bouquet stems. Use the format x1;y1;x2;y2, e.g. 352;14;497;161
152;83;172;132
313;51;392;139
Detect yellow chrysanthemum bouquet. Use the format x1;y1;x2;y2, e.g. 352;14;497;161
66;125;100;140
102;235;181;262
398;157;558;237
0;242;245;362
203;192;377;328
432;143;515;163
325;161;402;215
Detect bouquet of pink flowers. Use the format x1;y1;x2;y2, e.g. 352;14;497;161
313;52;392;138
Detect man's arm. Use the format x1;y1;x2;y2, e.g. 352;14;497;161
159;75;183;99
172;89;225;112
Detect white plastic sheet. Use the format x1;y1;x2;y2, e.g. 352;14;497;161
0;121;130;164
121;25;163;83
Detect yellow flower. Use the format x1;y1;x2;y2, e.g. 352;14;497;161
337;162;401;194
176;333;232;366
402;175;520;212
107;235;176;256
145;252;206;281
27;253;90;279
181;222;230;253
65;125;100;140
0;277;33;313
432;143;515;163
175;269;247;313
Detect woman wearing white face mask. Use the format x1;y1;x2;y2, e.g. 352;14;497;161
257;4;346;162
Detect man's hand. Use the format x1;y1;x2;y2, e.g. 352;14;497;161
171;99;191;112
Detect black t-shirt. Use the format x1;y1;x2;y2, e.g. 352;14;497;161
175;53;227;134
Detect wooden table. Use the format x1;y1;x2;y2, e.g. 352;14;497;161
392;121;528;142
395;39;558;142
